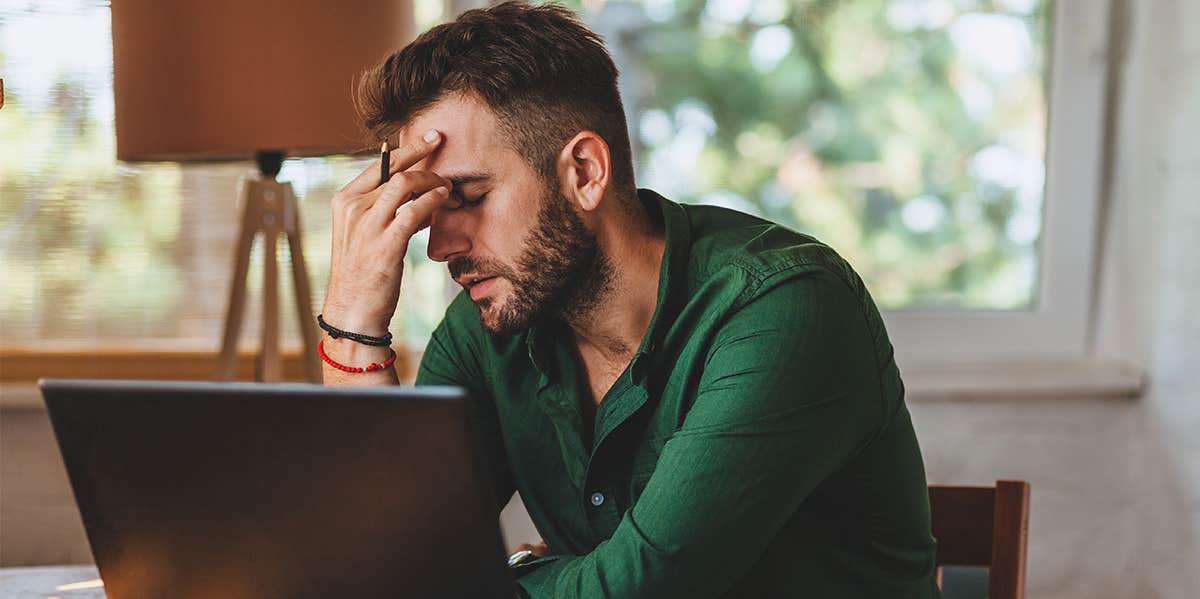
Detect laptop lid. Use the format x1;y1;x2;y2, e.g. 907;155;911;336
39;379;513;598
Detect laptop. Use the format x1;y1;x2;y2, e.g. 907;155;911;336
39;378;515;598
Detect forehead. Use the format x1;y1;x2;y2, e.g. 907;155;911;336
399;93;514;177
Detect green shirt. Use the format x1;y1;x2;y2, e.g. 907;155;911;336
415;190;939;598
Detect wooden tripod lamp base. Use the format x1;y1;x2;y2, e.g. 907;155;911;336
216;152;321;383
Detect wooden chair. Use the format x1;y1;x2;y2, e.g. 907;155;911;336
928;480;1031;599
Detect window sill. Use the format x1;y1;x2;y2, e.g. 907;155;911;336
902;358;1146;400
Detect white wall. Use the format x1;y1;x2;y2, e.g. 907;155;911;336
912;1;1200;597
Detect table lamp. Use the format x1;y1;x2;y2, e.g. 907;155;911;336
110;0;410;382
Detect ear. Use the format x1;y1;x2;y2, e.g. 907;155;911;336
558;131;611;213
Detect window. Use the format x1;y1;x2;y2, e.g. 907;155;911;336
573;0;1109;369
0;1;1111;379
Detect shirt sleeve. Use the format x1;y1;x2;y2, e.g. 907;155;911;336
416;292;517;514
514;268;887;598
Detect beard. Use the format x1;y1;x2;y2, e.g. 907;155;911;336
447;185;613;336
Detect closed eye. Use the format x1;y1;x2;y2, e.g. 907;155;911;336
460;192;487;208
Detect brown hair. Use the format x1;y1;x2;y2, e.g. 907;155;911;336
356;1;635;196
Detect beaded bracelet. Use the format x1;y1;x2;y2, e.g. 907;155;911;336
318;340;397;373
317;314;392;347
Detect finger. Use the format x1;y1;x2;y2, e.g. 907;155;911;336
338;129;442;196
338;158;388;197
388;186;454;238
387;129;444;175
372;170;453;219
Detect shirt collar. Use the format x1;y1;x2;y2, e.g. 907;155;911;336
525;189;692;384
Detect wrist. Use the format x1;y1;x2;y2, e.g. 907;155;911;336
318;307;392;338
317;314;392;347
320;335;395;364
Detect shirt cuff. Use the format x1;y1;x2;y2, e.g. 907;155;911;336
513;554;574;598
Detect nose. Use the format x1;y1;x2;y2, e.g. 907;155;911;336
426;207;473;263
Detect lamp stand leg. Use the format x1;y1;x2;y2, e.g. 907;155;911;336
216;183;257;381
216;177;318;382
282;185;321;382
259;216;282;381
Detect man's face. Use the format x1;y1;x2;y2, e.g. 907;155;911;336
404;93;611;335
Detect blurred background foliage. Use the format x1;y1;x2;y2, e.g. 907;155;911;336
573;0;1049;308
0;0;1048;349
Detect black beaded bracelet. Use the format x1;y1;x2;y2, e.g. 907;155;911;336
317;314;393;347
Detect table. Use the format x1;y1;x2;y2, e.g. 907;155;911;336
0;566;103;598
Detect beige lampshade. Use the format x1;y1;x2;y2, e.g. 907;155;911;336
111;0;410;161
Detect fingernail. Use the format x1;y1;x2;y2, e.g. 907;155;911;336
423;130;439;143
435;186;449;196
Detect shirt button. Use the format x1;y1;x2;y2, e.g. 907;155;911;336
590;492;605;507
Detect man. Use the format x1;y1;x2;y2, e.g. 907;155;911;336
321;2;939;597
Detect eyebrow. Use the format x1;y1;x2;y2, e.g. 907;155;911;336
443;171;492;187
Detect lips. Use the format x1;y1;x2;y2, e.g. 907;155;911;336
455;272;491;288
468;276;498;300
467;276;495;289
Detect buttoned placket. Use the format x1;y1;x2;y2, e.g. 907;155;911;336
579;345;660;540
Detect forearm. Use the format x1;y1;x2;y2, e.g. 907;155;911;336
319;334;401;386
319;128;452;389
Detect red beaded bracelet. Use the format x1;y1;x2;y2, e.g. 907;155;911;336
318;340;397;373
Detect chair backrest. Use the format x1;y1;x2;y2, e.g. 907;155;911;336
928;480;1031;599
